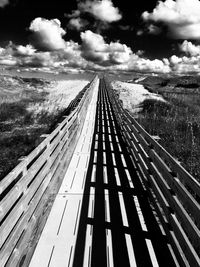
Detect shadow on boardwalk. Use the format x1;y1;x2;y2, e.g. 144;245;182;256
73;79;176;267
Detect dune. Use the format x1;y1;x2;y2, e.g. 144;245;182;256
111;81;165;113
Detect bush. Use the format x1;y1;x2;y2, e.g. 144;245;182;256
142;99;171;116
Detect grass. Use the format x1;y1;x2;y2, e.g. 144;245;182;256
136;81;200;182
0;76;91;180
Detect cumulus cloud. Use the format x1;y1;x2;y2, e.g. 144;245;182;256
0;32;172;74
66;9;81;19
79;0;122;23
142;0;200;39
169;42;200;73
0;58;17;66
170;55;200;73
19;52;54;67
68;18;88;31
14;45;36;56
0;0;9;8
3;16;200;74
125;56;171;73
81;30;132;65
29;18;66;51
0;41;181;74
67;0;122;31
179;40;200;56
170;55;182;65
79;30;171;73
0;38;86;70
166;41;200;73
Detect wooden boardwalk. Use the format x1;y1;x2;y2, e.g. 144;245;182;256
29;77;99;267
29;78;177;267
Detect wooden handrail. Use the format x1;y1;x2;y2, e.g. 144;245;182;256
104;77;200;267
0;75;98;267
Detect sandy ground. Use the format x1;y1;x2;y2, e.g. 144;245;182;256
28;79;89;114
111;81;165;113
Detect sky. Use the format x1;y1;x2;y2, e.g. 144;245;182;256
1;0;200;74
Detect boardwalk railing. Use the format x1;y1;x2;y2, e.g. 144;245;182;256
104;77;200;267
0;75;98;267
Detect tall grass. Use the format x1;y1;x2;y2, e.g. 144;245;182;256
137;89;200;182
0;77;91;180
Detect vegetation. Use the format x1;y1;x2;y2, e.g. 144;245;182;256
136;76;200;182
0;76;90;180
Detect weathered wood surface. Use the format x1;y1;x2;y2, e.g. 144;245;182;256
0;75;98;267
104;77;200;267
1;75;200;267
29;77;99;267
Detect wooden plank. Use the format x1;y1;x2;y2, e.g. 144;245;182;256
145;183;189;267
122;124;152;179
105;77;200;266
0;83;88;194
0;156;56;251
5;79;96;267
126;136;185;267
0;148;49;221
125;121;151;155
4;165;64;267
148;162;200;254
0;160;27;195
126;113;200;198
107;86;200;265
149;149;200;228
0;75;99;265
49;131;70;159
0;171;53;266
0;118;63;194
29;75;99;267
170;214;200;267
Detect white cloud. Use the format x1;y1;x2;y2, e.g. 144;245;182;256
29;18;66;51
80;30;171;73
66;10;81;19
81;30;106;52
80;30;132;65
129;57;171;73
142;0;200;39
0;41;193;74
179;40;200;56
0;58;17;66
66;0;122;32
147;24;162;35
68;18;88;31
0;34;172;74
168;41;200;73
14;45;36;56
0;0;9;8
3;16;200;75
54;41;88;69
170;55;182;65
169;52;200;73
171;57;200;73
79;0;122;22
0;38;85;70
19;52;53;67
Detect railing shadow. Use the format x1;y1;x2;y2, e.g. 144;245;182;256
73;80;176;267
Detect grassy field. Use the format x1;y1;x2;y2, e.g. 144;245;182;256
134;75;200;182
0;75;90;180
